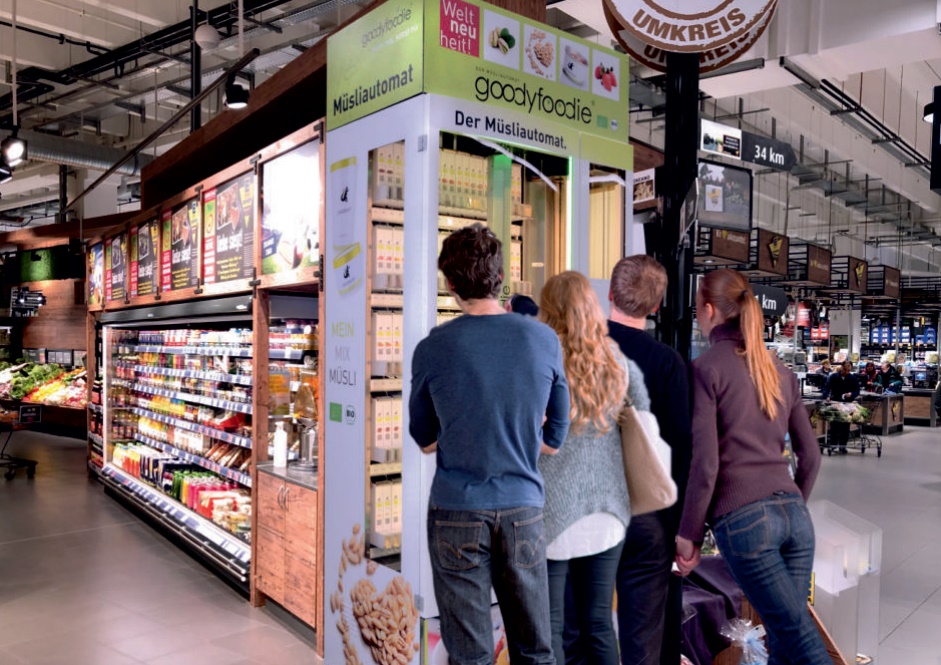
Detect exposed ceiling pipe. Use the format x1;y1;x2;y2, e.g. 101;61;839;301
0;128;154;175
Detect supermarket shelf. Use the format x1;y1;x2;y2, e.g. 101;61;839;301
136;434;252;487
370;378;402;393
371;207;405;225
437;295;460;311
88;460;102;475
371;292;403;309
132;383;252;415
100;465;250;583
112;378;134;389
270;349;313;361
88;431;104;446
132;407;252;449
134;365;254;387
369;545;402;560
369;461;402;477
88;402;103;414
132;345;253;357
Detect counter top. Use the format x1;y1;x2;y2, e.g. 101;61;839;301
902;387;939;396
258;462;319;491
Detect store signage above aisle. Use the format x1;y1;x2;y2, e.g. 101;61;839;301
203;173;255;284
751;284;787;317
88;243;104;308
754;228;788;276
105;233;127;303
130;219;159;299
327;0;630;144
701;119;741;159
602;0;776;73
742;132;796;172
161;199;200;293
605;0;777;52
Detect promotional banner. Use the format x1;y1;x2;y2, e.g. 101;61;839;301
425;0;629;143
110;233;127;302
633;168;655;203
88;243;104;307
204;173;255;283
261;140;322;275
104;240;113;303
327;0;425;129
701;119;741;159
131;220;159;298
162;200;200;292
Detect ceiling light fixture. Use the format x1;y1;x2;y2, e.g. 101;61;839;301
924;102;935;124
194;23;221;50
224;77;250;110
1;129;27;168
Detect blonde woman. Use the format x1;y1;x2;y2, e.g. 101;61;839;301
538;271;650;665
676;269;828;664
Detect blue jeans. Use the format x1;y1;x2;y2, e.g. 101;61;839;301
548;540;623;665
428;506;554;665
712;492;831;665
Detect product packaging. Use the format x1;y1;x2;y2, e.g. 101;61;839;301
719;619;768;665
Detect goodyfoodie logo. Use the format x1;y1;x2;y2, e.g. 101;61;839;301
473;78;593;125
606;0;777;53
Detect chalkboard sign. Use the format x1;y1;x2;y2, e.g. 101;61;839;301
18;404;41;424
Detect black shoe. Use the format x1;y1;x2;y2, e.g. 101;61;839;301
839;447;848;455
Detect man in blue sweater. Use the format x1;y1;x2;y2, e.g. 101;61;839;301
410;224;570;665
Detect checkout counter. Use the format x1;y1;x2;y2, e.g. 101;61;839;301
902;370;940;427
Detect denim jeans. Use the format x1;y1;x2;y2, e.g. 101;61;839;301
428;506;554;665
547;540;623;665
712;492;831;665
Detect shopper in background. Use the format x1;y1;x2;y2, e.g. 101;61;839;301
507;293;540;317
859;361;878;389
606;255;692;665
875;361;903;394
823;360;861;454
816;359;832;376
410;223;570;665
537;271;649;665
675;269;828;665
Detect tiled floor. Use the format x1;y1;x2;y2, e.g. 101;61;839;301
2;427;939;664
0;431;321;665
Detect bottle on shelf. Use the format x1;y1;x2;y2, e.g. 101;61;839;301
273;422;288;469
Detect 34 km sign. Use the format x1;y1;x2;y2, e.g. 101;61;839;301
742;132;796;172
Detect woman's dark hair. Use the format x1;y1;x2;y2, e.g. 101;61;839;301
438;223;503;301
510;294;539;317
699;269;782;420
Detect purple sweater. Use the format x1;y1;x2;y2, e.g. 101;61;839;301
678;323;821;544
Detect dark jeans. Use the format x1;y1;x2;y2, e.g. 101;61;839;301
428;506;554;665
712;492;831;665
547;540;623;665
830;421;850;450
616;513;675;665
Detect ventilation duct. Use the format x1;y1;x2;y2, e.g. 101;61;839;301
0;129;153;176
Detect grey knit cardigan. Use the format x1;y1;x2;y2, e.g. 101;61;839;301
538;345;651;546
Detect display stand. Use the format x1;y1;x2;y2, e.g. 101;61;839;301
321;1;632;662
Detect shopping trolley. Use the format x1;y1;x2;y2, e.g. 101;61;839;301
0;419;36;480
817;401;882;457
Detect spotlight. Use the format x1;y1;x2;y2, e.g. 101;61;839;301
224;77;250;110
1;130;27;167
924;102;935;124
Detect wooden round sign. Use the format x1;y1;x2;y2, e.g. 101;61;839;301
603;0;776;73
605;0;777;53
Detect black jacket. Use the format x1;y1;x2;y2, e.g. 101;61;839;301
824;372;861;402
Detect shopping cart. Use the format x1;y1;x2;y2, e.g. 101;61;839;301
817;401;882;457
0;422;36;480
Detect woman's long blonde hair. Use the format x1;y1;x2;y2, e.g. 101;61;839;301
699;269;783;420
540;271;626;433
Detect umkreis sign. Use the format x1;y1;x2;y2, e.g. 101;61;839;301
606;0;778;53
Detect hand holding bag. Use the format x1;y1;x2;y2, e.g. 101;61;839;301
618;396;678;516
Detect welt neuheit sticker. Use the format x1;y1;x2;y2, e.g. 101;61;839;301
161;200;200;292
204;173;255;284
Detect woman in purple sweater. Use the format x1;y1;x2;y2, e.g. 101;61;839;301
675;269;829;664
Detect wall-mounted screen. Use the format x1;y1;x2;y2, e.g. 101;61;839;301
697;159;753;232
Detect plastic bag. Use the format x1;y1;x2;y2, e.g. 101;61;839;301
720;619;769;665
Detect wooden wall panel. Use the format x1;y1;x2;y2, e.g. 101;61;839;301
20;279;87;352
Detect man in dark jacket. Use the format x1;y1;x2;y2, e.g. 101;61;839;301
823;361;860;454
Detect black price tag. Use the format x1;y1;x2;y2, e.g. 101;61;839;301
19;405;42;425
742;132;796;172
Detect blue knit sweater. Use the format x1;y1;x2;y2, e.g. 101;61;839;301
538;345;650;544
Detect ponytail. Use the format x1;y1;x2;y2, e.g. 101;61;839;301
699;269;784;420
739;292;783;420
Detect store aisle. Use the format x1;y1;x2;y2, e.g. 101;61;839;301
812;425;941;665
0;431;321;665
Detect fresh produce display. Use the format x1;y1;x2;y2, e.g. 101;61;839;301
0;362;85;407
24;369;87;407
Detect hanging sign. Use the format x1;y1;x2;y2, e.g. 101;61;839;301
105;234;127;302
130;220;159;298
602;0;776;74
742;132;796;171
806;244;831;286
751;284;787;317
849;257;868;293
161;199;200;292
88;243;104;307
756;228;788;275
204;173;255;284
701;119;741;159
605;0;778;53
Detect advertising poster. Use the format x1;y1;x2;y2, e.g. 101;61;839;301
108;233;127;302
161;199;200;292
88;243;104;307
261;140;321;275
633;168;655;204
105;238;113;302
132;220;159;298
697;160;752;232
204;173;255;283
701;119;742;159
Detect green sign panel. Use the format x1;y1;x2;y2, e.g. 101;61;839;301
327;0;425;129
327;0;629;144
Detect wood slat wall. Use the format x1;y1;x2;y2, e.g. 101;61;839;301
20;279;87;352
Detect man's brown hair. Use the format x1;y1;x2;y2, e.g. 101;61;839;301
438;223;503;301
610;255;668;318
